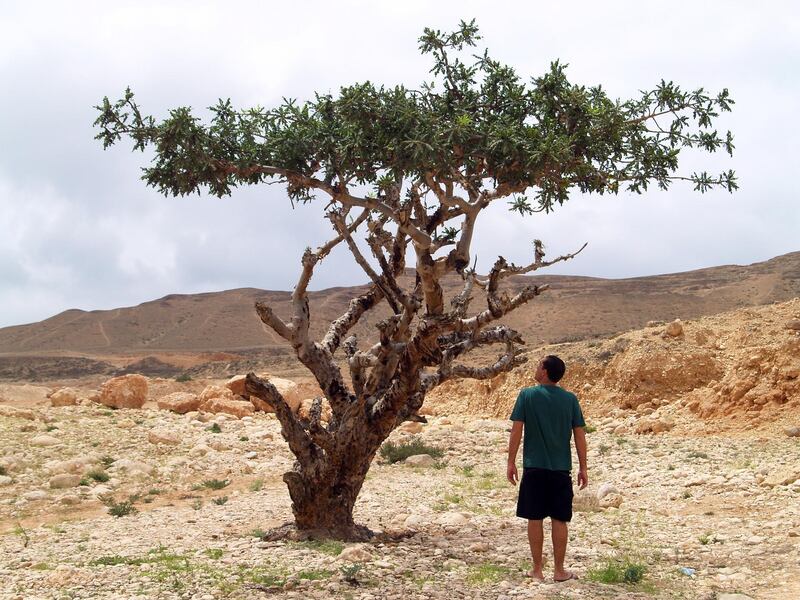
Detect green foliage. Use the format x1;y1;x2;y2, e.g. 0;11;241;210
105;499;137;518
100;455;115;468
587;557;646;584
249;478;264;492
205;548;224;560
95;21;735;215
250;528;267;538
0;466;6;476
175;373;192;382
379;438;444;464
297;538;345;556
211;496;229;505
87;469;109;482
208;423;222;434
339;563;362;584
466;563;511;585
296;568;334;580
202;478;230;490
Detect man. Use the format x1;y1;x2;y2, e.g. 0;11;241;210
507;354;588;583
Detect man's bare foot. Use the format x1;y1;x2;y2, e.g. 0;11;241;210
554;570;578;582
525;569;545;581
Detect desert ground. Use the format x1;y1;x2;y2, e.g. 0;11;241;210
1;299;799;600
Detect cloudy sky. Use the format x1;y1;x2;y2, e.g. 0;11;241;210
0;1;797;328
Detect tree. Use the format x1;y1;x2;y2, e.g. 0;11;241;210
94;21;735;540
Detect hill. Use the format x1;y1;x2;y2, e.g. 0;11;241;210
0;251;798;380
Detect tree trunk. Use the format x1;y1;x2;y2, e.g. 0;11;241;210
282;441;378;541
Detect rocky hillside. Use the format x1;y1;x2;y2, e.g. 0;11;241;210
0;251;798;367
428;298;800;434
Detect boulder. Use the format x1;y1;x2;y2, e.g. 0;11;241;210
297;398;332;422
0;475;12;486
50;388;80;407
405;454;436;467
665;319;684;337
200;398;254;419
198;385;235;404
763;469;800;488
148;429;180;445
399;421;424;434
596;482;618;501
247;375;302;413
157;392;200;414
49;474;81;489
226;375;247;397
785;320;800;331
337;544;374;563
599;493;623;509
784;426;800;438
634;418;674;434
99;374;148;409
31;435;60;447
438;512;469;526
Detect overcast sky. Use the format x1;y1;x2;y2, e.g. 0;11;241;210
0;1;797;328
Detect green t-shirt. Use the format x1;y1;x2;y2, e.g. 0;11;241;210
510;385;585;472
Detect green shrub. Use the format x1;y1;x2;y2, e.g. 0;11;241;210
249;478;264;492
379;438;443;464
587;557;646;584
205;548;224;560
88;469;109;482
202;478;229;490
100;456;115;468
466;563;510;585
297;539;344;556
175;373;192;382
106;500;137;518
0;466;6;476
212;496;229;505
208;423;222;433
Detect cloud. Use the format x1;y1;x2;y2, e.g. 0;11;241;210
0;0;798;327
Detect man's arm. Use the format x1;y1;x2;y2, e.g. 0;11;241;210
507;420;523;485
573;426;588;489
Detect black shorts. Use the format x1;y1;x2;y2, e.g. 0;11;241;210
516;468;574;522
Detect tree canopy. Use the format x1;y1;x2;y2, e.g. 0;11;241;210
94;21;735;540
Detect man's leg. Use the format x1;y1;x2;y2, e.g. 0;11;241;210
527;519;545;580
551;518;573;581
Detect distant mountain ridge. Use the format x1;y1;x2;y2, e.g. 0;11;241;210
1;252;798;360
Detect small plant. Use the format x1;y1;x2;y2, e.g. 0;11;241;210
100;456;115;468
79;477;91;486
239;436;249;441
298;538;344;556
249;478;264;492
432;459;448;470
698;532;720;545
466;563;510;585
205;548;224;560
191;499;203;510
208;423;222;434
598;444;611;455
0;466;6;476
202;478;230;490
443;492;463;505
587;557;646;584
13;521;29;548
250;528;267;538
297;568;334;580
106;499;137;518
340;563;362;585
379;438;443;464
212;496;229;505
585;424;597;433
688;450;709;460
682;490;692;499
32;562;51;570
461;465;475;477
175;373;192;382
45;425;58;432
88;469;110;482
147;488;162;496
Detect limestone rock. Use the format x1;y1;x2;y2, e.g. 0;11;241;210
405;454;436;467
634;418;674;434
596;482;618;501
49;474;81;489
297;398;332;423
763;469;800;487
785;319;800;331
784;426;800;438
0;475;12;486
248;375;302;413
225;375;247;397
157;392;200;414
50;388;80;407
200;398;254;419
438;512;469;526
665;319;684;337
31;435;60;447
198;385;235;404
337;544;374;563
599;493;623;508
148;429;180;445
23;490;48;501
99;374;148;409
399;421;424;434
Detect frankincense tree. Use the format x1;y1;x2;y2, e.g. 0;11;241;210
94;20;735;540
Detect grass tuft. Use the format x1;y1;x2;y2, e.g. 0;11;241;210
466;563;510;585
587;557;646;584
297;539;345;556
202;478;230;490
379;438;443;464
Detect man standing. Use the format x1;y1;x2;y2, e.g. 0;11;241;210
507;355;588;582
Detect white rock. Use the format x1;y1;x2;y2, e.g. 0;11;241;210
596;482;618;500
23;490;47;500
148;429;181;445
49;474;81;489
31;435;60;446
438;512;469;526
337;544;373;563
0;475;13;486
404;454;436;467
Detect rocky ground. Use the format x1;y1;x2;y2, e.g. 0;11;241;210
0;400;799;600
1;298;799;599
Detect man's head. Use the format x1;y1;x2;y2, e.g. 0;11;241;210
535;355;566;384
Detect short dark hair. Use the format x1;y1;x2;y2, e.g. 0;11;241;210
542;355;566;382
